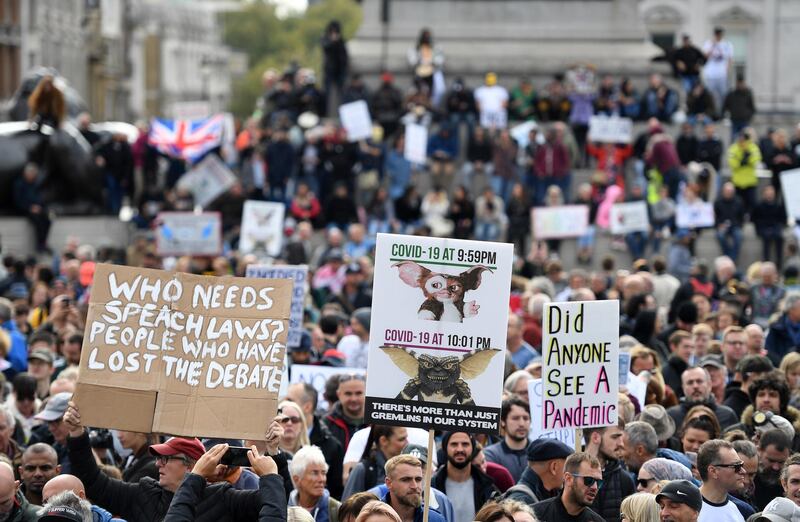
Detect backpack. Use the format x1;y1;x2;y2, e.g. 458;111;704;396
500;483;539;505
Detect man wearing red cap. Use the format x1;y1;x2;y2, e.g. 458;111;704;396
62;402;287;522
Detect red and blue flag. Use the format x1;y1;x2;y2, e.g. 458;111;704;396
148;115;224;163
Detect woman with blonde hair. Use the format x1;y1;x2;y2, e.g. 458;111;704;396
355;500;401;522
780;352;800;398
278;400;310;455
620;492;660;521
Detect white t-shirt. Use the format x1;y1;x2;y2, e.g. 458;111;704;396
698;497;744;522
702;39;734;79
474;85;509;128
337;335;369;368
342;427;436;466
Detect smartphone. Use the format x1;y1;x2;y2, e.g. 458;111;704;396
220;446;251;467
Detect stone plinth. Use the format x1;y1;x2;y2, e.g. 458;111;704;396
349;0;665;86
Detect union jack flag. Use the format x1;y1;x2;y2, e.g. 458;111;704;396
148;115;224;163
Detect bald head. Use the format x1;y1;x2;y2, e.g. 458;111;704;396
42;474;86;503
0;462;16;510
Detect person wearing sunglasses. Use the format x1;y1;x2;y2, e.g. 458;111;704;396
696;439;750;521
636;458;693;493
532;452;605;522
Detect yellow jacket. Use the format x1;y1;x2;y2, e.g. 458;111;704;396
727;140;762;189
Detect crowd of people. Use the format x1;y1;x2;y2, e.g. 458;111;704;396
4;17;800;522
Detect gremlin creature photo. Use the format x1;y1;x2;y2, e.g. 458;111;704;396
381;346;500;405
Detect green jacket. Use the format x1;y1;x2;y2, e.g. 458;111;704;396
10;490;39;522
727;140;761;189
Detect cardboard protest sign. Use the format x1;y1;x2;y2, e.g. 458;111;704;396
780;169;800;221
528;379;575;447
404;124;428;164
609;201;650;234
339;100;373;142
155;212;222;257
246;264;307;348
531;205;589;240
289;365;366;411
542;300;619;430
588;116;633;144
176;154;237;208
239;201;285;256
74;264;292;440
676;201;715;229
364;234;513;434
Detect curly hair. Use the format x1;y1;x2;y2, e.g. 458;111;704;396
748;371;790;413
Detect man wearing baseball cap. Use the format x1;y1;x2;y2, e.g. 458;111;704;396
62;401;288;522
656;479;703;521
34;393;73;473
756;497;800;522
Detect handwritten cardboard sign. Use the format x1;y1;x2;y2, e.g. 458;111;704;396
74;264;291;439
542;300;619;430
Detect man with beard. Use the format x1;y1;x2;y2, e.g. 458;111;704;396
780;453;800;507
432;432;498;522
382;455;445;522
667;367;739;429
696;440;748;521
0;461;37;521
484;397;531;480
754;429;792;510
730;440;758;509
584;421;635;522
532;452;605;521
18;443;59;507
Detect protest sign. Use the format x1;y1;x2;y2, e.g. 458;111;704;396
609;201;650;234
339;100;373;142
542;300;619;431
364;233;513;434
73;264;292;440
618;352;631;386
531;205;589;240
528;379;575;447
289;365;366;411
155;212;222;257
239;201;285;256
676;201;715;229
246;264;307;348
176;154;237;208
588;115;633;144
404;124;428;164
781;169;800;221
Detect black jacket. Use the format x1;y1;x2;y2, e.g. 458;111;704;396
533;495;605;522
667;397;739;430
592;459;635;522
68;431;280;522
163;473;286;522
722;383;752;419
661;355;689;399
432;465;498;512
310;415;345;499
714;196;745;228
765;313;800;366
122;446;159;483
323;402;366;453
504;467;557;506
752;201;787;236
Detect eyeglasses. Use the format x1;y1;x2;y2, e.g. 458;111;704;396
713;461;745;473
570;474;604;489
637;478;654;489
155;455;190;466
279;416;302;425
